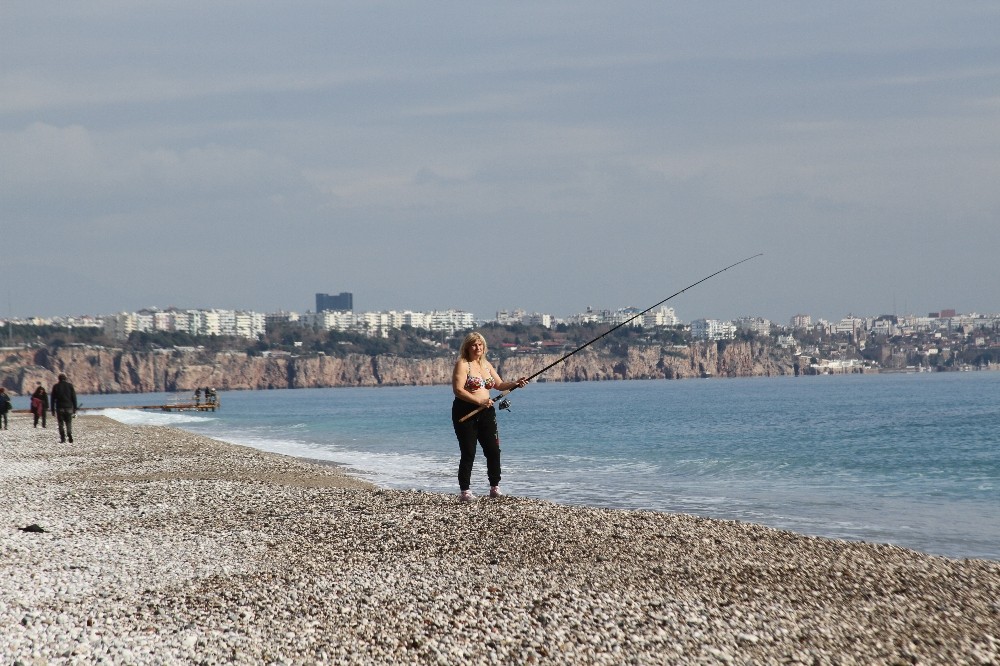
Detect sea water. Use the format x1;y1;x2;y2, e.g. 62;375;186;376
83;371;1000;560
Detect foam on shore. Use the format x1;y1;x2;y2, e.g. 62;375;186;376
2;415;998;663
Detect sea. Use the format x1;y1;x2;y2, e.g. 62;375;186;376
80;371;999;561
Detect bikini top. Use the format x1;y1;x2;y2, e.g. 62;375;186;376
464;363;496;391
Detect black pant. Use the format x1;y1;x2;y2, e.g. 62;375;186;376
56;410;74;442
0;412;7;428
452;399;501;490
34;411;46;427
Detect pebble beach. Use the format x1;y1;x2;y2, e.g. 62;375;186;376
2;415;998;665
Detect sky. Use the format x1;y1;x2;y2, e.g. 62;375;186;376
3;2;999;324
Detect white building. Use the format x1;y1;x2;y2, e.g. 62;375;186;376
153;310;174;332
234;311;265;339
399;310;430;330
566;307;602;326
605;308;644;327
871;318;898;337
734;316;771;336
776;334;798;349
354;311;393;337
898;315;935;333
297;308;475;336
691;318;737;341
832;315;866;338
216;310;237;336
134;311;155;333
102;307;265;340
103;313;137;340
303;310;355;332
495;309;554;328
427;310;475;333
642;307;679;328
790;314;812;329
265;311;301;326
61;315;103;329
200;309;222;336
496;309;526;326
168;310;192;335
523;312;553;328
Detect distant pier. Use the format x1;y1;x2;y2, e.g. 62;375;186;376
96;390;221;412
9;390;223;414
12;399;220;415
82;400;221;413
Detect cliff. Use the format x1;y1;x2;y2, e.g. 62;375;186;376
499;340;794;382
0;341;796;396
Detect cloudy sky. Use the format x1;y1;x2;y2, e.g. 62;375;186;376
3;2;999;323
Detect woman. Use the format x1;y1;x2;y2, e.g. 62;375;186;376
30;385;47;428
451;332;528;502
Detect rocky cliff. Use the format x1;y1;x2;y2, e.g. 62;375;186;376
499;340;794;382
0;341;796;396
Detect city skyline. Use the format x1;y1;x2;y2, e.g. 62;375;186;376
4;4;999;322
4;295;992;332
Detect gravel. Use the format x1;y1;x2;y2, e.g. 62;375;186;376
2;415;998;664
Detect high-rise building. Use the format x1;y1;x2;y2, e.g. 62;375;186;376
316;292;353;312
790;314;812;329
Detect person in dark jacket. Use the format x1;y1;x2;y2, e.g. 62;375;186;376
30;385;47;428
0;388;11;429
50;374;79;443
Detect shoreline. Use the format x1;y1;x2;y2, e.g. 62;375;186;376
2;416;998;663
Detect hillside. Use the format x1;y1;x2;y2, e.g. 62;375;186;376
0;341;797;395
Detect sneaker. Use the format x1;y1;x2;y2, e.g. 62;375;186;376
459;490;475;502
490;486;504;498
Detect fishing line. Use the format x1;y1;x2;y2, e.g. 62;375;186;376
459;253;763;422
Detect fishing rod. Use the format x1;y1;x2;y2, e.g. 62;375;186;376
459;253;763;423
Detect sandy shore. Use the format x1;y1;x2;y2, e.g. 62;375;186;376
2;416;998;664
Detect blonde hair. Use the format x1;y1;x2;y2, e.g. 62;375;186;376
460;332;488;361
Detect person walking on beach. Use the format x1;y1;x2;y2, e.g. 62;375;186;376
451;332;528;502
30;385;47;428
0;388;11;429
50;374;78;443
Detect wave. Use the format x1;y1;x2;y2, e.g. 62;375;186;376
96;407;454;492
91;408;217;428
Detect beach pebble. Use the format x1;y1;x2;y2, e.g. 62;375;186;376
1;415;998;664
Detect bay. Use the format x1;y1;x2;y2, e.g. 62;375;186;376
84;371;1000;560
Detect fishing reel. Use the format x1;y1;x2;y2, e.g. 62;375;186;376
496;398;512;413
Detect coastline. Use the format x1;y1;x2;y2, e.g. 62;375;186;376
2;416;998;663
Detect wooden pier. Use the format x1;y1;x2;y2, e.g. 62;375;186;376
90;401;221;413
95;390;221;413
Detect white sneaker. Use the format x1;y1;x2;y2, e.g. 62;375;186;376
490;486;504;498
459;490;475;502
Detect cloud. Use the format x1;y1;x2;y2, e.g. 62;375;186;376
1;122;308;222
3;2;1000;320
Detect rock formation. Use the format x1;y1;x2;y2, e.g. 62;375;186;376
0;341;796;395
